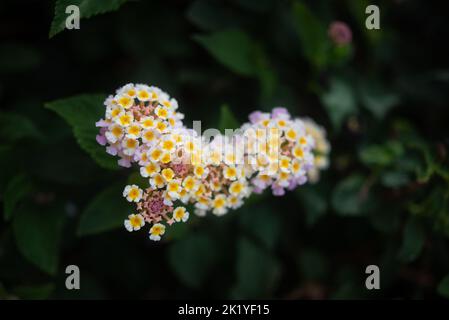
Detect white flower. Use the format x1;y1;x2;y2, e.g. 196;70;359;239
276;171;290;188
195;196;210;210
155;120;168;133
148;86;162;102
193;165;209;179
105;124;124;143
150;174;165;189
182;176;199;192
279;156;291;173
140;162;160;178
126;123;141;139
228;195;243;209
161;137;176;153
166;179;182;198
149;147;163;162
223;166;238;181
161;168;175;182
115;112;134;127
124;214;145;232
155;106;170;120
285;128;298;142
117;83;137;98
116;95;134;109
160;152;172;164
122;137;139;156
123;185;143;202
149;223;165;241
141;129;158;145
162;191;174;206
229;181;246;196
173;207;189;222
135;84;151;101
292;145;305;159
140;116;156;129
106;105;124;120
291;159;305;177
194;208;207;217
212;194;227;216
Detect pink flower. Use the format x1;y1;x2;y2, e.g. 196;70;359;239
328;21;352;45
249;111;263;124
287;179;298;191
297;176;307;185
272;184;285;196
106;145;118;156
118;157;131;168
95;119;109;127
271;107;289;119
253;186;264;194
96;134;107;146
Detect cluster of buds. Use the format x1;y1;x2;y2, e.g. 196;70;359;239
96;84;330;241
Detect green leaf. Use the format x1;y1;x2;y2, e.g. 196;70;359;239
49;0;128;38
168;233;219;289
78;183;132;236
359;141;404;167
13;283;54;300
13;203;65;275
437;274;449;299
331;174;366;216
45;94;118;170
239;205;281;250
358;81;400;119
320;78;357;130
381;170;410;188
0;112;43;142
359;145;394;167
291;2;329;68
187;0;236;31
194;29;256;76
231;237;280;298
252;44;278;100
218;104;239;132
3;173;33;220
398;218;425;263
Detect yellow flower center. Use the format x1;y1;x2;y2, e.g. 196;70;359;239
112;126;123;137
138;90;149;100
162;169;174;181
162;140;175;151
126;139;137;149
144;131;155;141
214;198;225;208
151;149;162;160
130;216;141;227
119;96;132;108
286;129;297;140
129;188;139;199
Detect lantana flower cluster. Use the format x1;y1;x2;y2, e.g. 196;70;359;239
95;83;184;168
96;84;330;241
242;108;315;196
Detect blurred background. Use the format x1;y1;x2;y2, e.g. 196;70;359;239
1;0;449;299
